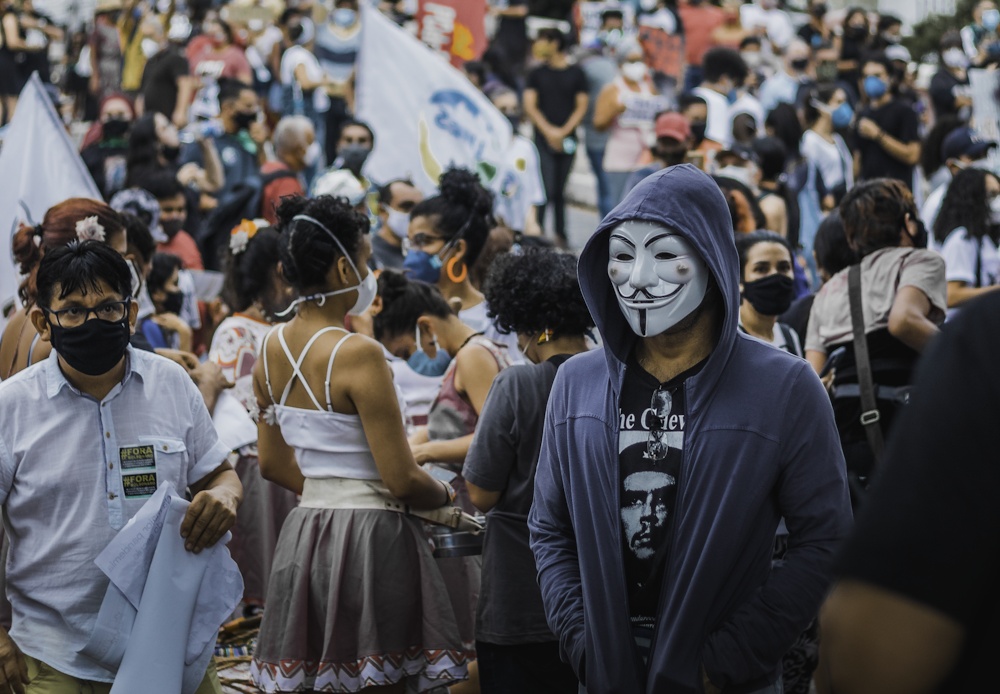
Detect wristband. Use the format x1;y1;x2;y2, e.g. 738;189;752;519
440;480;456;506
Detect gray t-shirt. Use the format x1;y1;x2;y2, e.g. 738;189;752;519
370;233;404;270
464;356;569;644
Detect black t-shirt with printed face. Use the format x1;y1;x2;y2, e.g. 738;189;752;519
618;352;705;631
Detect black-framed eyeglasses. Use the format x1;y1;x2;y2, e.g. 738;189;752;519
646;386;673;461
408;232;446;250
43;300;131;329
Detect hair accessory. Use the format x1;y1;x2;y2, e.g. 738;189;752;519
230;218;268;255
75;216;106;242
537;329;553;345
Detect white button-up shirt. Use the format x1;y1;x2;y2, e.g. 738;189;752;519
0;346;230;681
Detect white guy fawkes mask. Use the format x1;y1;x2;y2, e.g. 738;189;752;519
608;220;709;337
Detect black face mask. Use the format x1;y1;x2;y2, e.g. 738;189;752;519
48;310;131;377
845;26;866;40
690;122;707;146
161;218;185;239
742;273;795;316
791;58;809;72
811;3;827;17
163;290;184;315
162;144;181;162
233;110;257;130
103;119;130;139
336;145;371;177
505;113;521;131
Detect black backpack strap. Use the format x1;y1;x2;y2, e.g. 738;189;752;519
976;236;983;289
848;264;885;462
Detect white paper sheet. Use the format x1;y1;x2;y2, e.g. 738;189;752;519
212;390;258;452
81;483;244;694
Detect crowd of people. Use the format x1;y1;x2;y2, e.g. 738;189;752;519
0;0;997;693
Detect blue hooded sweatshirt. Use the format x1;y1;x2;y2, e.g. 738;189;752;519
528;165;852;694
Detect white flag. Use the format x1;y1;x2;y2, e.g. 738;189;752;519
355;6;511;195
0;73;101;322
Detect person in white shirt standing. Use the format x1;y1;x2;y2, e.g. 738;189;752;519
932;166;1000;316
0;240;242;694
489;88;546;236
693;47;748;147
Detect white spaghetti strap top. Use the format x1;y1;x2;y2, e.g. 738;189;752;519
262;324;380;480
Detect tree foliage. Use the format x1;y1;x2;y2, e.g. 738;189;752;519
905;0;978;62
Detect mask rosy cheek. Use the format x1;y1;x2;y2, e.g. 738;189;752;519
608;262;632;285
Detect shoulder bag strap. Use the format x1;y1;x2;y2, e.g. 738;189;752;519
848;264;885;462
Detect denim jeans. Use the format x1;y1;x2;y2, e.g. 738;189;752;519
586;146;613;219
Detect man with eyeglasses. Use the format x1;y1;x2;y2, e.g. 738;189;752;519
0;241;242;693
529;164;851;694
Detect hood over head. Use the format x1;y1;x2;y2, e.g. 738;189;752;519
578;164;740;398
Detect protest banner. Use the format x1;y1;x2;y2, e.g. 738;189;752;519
356;5;511;194
0;73;101;324
638;23;684;81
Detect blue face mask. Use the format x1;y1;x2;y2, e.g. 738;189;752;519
408;347;452;376
984;8;1000;30
332;8;356;27
408;325;451;376
831;102;854;128
727;89;738;104
402;249;444;283
863;75;887;100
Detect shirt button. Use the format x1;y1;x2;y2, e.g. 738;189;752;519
109;463;114;469
106;432;111;438
162;446;168;451
109;493;115;500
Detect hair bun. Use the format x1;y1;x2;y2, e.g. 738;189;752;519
378;269;411;307
438;167;493;217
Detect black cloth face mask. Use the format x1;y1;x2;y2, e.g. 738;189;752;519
233;111;257;130
163;290;184;315
103;119;130;139
742;273;795;316
690;122;707;147
336;145;371;177
161;144;181;163
47;308;132;377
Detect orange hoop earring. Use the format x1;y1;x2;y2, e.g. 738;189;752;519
447;256;467;283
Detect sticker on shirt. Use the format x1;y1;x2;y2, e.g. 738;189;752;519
119;445;155;471
122;471;158;499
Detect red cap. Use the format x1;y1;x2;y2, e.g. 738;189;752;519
654;112;691;141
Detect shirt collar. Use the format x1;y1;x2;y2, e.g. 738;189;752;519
46;345;142;399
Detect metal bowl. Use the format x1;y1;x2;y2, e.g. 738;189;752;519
430;521;485;558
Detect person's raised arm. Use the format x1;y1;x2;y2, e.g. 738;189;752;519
342;336;449;508
887;285;939;352
173;75;194;129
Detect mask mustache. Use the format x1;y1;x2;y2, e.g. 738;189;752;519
617;281;683;302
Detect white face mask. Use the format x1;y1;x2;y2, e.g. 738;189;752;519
141;38;161;58
608;221;710;337
942;47;970;70
303;141;322;167
386;206;410;239
990;195;1000;224
621;60;648;82
278;215;377;317
717;163;756;188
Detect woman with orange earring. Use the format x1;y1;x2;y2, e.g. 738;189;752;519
401;167;523;362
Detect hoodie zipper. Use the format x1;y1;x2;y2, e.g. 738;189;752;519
643;379;688;693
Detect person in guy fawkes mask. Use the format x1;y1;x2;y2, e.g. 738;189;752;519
529;164;851;694
0;240;241;694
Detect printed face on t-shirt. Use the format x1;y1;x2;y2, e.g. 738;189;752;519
621;471;676;560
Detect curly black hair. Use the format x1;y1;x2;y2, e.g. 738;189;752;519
225;226;281;312
373;270;454;341
482;248;594;338
919;115;963;177
276;194;369;291
410;167;496;269
934;168;998;244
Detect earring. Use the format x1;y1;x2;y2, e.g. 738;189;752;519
446;256;467;283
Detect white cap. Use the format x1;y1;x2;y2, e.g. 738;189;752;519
885;44;911;63
312;169;367;206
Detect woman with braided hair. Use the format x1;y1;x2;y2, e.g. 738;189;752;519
208;219;299;611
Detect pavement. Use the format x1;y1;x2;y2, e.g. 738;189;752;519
540;145;603;251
